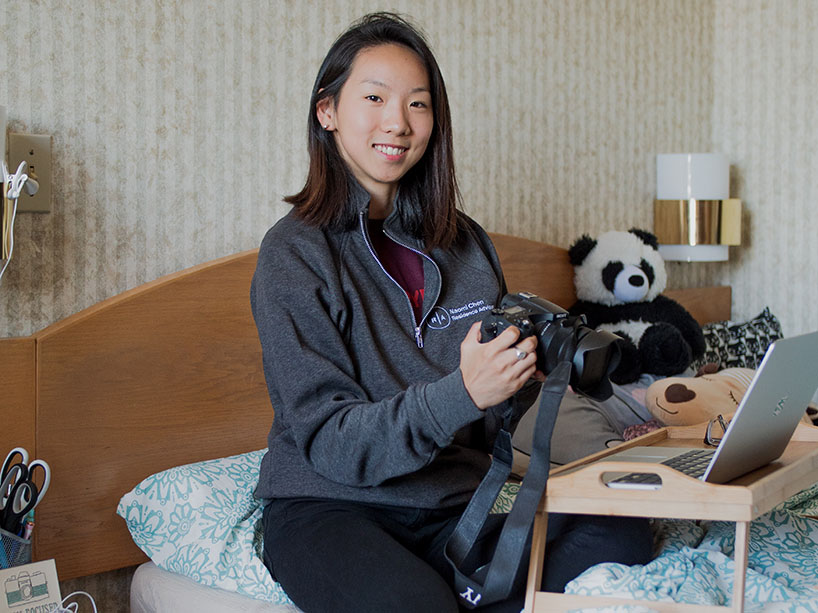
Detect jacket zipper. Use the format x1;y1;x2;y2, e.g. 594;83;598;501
359;212;439;349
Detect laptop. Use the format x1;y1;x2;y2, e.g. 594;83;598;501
600;330;818;489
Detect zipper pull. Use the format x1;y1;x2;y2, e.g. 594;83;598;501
415;326;424;349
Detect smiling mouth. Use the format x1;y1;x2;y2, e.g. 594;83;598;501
373;144;407;157
655;400;679;415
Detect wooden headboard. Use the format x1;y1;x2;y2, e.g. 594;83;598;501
0;233;731;580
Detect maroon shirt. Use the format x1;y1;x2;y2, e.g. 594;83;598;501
368;219;424;324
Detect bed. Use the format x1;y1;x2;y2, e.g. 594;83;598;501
7;231;816;612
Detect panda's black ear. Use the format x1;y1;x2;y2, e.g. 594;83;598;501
568;235;597;266
628;228;659;250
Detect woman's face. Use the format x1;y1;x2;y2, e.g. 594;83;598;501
318;43;434;215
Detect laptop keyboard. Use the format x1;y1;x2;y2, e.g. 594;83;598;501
609;449;716;486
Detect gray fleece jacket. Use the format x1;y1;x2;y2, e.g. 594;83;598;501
251;187;539;509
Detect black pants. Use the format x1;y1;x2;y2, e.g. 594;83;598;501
262;497;652;613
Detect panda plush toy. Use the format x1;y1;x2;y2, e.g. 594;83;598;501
567;228;705;384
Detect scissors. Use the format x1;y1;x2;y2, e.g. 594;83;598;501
2;447;29;481
2;448;50;496
0;448;51;533
1;480;40;533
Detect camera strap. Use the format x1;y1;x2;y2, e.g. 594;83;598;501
444;361;570;608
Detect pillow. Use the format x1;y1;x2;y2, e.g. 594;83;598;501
516;374;663;468
117;450;294;605
118;450;519;602
692;307;783;370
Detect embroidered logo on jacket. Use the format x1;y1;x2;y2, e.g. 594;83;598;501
449;299;494;322
427;306;451;329
427;300;495;330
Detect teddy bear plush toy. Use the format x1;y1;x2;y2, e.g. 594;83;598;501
645;367;755;426
568;228;706;384
627;365;814;440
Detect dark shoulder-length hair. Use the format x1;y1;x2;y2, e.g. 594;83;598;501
285;12;461;250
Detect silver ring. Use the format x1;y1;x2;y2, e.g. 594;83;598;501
514;348;527;361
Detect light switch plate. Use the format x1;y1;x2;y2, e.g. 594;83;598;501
9;133;52;213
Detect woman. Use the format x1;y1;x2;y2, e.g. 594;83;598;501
251;12;652;613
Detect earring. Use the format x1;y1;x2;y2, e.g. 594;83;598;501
322;124;329;130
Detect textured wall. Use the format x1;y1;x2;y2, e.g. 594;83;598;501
670;0;818;336
3;0;719;336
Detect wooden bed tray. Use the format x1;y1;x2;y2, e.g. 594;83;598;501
0;232;732;580
524;422;818;612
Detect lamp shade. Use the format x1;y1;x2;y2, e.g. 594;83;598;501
657;153;728;199
654;153;741;262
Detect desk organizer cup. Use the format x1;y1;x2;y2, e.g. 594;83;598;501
0;527;31;569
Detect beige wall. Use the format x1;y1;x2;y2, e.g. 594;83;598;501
1;1;813;338
677;0;818;335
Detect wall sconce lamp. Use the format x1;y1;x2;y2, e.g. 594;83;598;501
653;153;742;262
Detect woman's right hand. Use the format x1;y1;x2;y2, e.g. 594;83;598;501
459;321;541;410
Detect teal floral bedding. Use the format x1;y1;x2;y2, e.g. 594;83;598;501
117;451;818;610
567;484;818;611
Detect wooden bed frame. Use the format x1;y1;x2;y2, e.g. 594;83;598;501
0;233;732;580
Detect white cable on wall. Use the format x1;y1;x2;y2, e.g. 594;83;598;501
1;160;39;287
0;192;19;285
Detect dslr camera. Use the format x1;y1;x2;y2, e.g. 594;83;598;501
480;292;621;400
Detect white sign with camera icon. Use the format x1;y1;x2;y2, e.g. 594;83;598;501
0;559;61;613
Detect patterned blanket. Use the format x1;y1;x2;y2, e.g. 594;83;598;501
566;483;818;611
119;451;818;610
